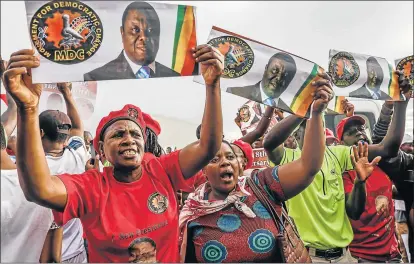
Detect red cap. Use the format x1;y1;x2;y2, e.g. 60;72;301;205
93;104;146;153
325;128;339;142
336;116;366;141
232;139;254;170
142;113;161;136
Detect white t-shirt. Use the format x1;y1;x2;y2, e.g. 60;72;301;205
1;169;53;262
46;136;89;260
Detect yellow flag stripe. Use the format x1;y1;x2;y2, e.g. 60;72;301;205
173;7;194;73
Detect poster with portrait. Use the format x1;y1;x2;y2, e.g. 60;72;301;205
24;0;198;83
328;49;404;101
194;26;325;118
395;55;413;97
39;81;97;132
235;99;280;135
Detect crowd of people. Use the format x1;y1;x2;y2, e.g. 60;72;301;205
0;44;413;263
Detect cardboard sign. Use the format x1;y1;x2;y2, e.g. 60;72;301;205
24;0;198;83
251;148;269;169
194;26;325;118
328;49;404;101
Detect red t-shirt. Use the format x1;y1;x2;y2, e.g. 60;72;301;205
53;151;191;263
343;167;399;261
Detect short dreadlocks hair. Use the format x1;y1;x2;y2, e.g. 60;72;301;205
145;127;165;157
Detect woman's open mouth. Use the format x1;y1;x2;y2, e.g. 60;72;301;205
220;170;235;184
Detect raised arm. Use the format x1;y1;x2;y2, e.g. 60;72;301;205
179;45;224;179
345;142;381;220
368;71;411;160
3;49;67;210
263;114;303;165
57;82;84;138
239;106;274;145
371;101;394;144
276;74;332;199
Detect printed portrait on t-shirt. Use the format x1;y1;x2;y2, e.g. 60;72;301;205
128;237;157;263
375;195;390;219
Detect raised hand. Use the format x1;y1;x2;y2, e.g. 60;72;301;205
351;142;381;182
311;71;334;114
56;82;72;96
193;44;224;86
2;49;42;109
396;70;413;100
341;99;355;117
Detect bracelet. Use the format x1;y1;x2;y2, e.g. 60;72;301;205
263;115;272;120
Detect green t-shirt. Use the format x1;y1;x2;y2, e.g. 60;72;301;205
269;145;354;249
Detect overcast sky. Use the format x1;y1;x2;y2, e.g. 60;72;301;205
1;1;413;147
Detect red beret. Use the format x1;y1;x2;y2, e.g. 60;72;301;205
142;112;161;136
325;128;339;142
232;139;254;170
93;104;146;153
336;115;366;141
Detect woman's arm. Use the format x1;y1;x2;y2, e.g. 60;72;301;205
3;49;67;210
179;45;224;179
277;76;333;199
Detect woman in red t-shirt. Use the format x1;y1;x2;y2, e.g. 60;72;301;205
179;80;336;263
3;45;224;263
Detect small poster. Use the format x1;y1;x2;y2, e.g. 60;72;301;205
328;49;404;101
395;55;413;96
39;81;97;131
235;100;279;135
194;26;326;118
24;0;198;83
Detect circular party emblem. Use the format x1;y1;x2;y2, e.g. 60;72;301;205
329;52;360;88
147;192;168;214
30;0;103;65
208;36;254;79
396;55;414;87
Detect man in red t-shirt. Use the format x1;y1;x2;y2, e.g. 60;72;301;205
338;115;402;262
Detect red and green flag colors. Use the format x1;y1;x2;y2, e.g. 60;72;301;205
171;5;198;76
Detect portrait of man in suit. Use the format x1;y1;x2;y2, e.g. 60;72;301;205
349;56;391;100
84;1;180;81
226;52;297;112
